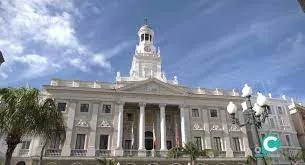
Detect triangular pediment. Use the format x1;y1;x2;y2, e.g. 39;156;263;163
117;78;187;95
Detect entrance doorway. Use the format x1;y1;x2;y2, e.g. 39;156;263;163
145;131;153;150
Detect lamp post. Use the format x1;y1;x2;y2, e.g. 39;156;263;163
227;84;270;165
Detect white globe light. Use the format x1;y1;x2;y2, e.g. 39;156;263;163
227;101;237;114
253;103;264;116
257;92;268;106
242;84;253;97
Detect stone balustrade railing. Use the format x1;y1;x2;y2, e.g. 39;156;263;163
70;149;87;156
45;149;62;156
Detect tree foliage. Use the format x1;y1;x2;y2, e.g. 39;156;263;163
0;87;65;165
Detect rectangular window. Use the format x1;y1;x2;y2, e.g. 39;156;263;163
232;137;241;151
127;113;133;121
269;118;275;128
194;137;202;151
99;135;109;149
80;104;89;112
166;140;172;150
75;134;86;149
145;34;149;41
21;140;31;149
102;104;111;113
125;140;131;149
192;109;199;117
278;106;283;114
166;115;171;123
213;137;222;151
285;135;291;146
210;109;218;118
57;102;66;112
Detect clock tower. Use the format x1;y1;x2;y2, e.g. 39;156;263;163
119;20;167;82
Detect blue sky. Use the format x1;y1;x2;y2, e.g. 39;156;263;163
0;0;305;101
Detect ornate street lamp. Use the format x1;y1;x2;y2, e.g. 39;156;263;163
227;84;270;165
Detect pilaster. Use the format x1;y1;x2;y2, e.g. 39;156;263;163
202;109;212;149
87;102;99;156
221;110;233;157
61;100;77;156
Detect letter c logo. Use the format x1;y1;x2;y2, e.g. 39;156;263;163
263;136;280;152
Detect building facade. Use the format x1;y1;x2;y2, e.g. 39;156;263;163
0;23;302;165
289;102;305;149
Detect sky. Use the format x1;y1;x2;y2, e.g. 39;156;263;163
0;0;305;101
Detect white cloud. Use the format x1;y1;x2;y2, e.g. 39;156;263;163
91;54;111;70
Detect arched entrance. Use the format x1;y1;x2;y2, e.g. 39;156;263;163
145;131;153;150
16;161;26;165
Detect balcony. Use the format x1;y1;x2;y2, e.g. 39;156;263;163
45;149;62;156
96;149;111;157
122;150;168;157
214;151;226;158
71;149;87;156
233;151;245;157
123;150;138;157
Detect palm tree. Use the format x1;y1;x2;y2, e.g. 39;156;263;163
281;149;305;165
0;87;65;165
183;142;201;165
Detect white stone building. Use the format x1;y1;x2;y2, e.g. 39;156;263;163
1;23;301;165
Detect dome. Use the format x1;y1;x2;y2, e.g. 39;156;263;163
138;24;154;36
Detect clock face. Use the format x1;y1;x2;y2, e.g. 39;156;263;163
144;46;151;52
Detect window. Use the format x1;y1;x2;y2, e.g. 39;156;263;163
141;34;144;41
285;135;291;146
145;33;149;41
267;106;272;114
57;102;66;112
166;115;171;123
210;109;218;118
49;134;61;149
279;118;287;126
102;104;111;113
21;140;31;149
192;109;199;117
150;35;152;41
80;104;89;112
99;135;109;149
127;113;133;121
269;118;275;128
125;140;131;149
166;140;172;150
75;134;86;149
232;137;241;151
277;106;283;114
194;137;202;151
213;137;222;151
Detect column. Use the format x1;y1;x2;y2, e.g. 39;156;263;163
202;109;212;149
87;102;99;156
138;102;146;150
114;101;124;156
221;110;233;157
179;105;189;147
159;104;167;151
62;101;77;156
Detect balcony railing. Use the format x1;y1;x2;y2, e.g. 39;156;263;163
45;149;62;156
215;151;226;158
19;149;29;156
123;150;138;157
96;149;111;157
233;151;245;157
71;149;87;156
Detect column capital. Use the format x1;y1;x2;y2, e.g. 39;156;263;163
115;100;125;105
159;103;166;108
179;104;189;109
139;102;146;107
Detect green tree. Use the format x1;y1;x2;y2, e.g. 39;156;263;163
281;149;305;165
245;155;272;165
167;146;184;159
0;87;65;165
97;158;118;165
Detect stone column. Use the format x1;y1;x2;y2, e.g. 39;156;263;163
221;110;233;157
138;102;146;157
179;105;189;147
114;101;124;156
159;104;167;151
62;101;77;156
202;109;212;149
87;102;99;156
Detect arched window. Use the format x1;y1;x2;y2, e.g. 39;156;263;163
150;35;152;41
141;34;144;41
145;34;149;41
16;161;26;165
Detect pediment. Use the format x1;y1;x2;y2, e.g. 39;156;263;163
117;78;187;95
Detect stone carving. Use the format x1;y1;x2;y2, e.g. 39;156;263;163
229;125;241;132
98;120;111;127
75;119;89;127
193;123;203;130
146;84;159;92
210;124;222;132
